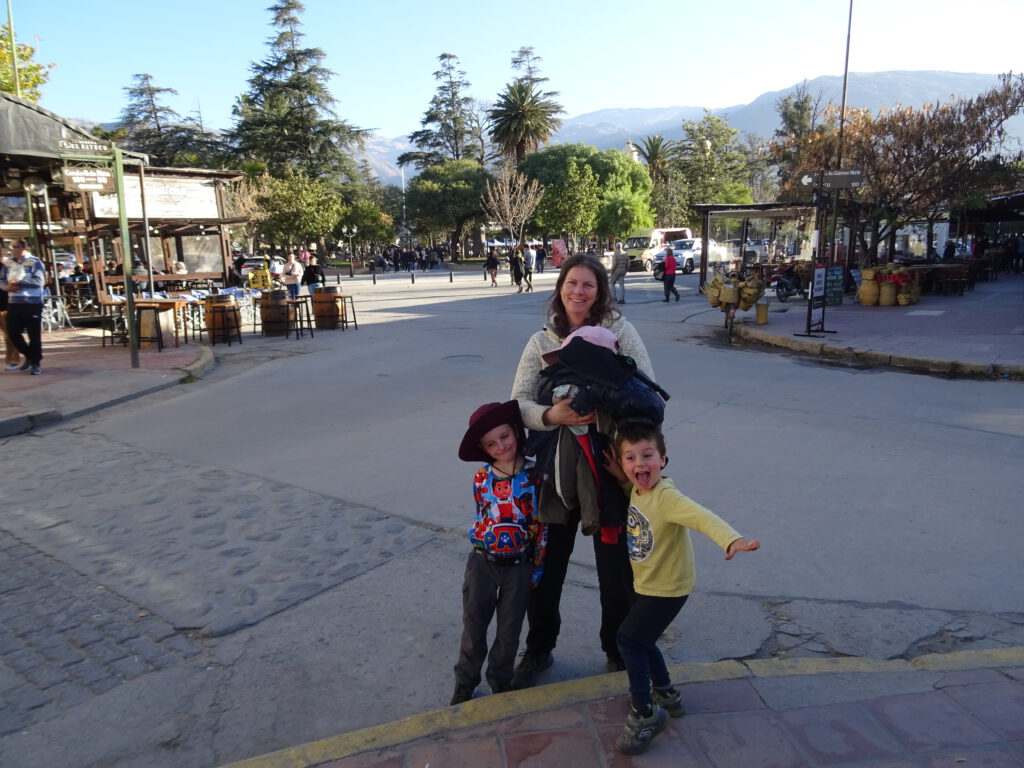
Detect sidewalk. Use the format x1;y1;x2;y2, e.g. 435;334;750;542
733;273;1024;379
223;648;1024;768
0;326;213;437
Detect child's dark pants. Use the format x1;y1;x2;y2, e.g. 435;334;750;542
616;594;688;709
454;551;534;690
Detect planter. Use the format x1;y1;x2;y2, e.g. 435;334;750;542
879;281;898;307
858;279;880;306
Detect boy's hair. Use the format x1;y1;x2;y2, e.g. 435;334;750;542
614;420;666;457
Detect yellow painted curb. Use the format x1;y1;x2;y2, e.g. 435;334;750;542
218;648;1024;768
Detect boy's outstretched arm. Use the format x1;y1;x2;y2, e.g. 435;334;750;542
725;537;760;560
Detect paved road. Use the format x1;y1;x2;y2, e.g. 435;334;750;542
1;269;1021;767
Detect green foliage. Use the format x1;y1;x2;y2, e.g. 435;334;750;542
635;135;676;186
335;198;395;245
231;0;363;179
0;34;53;101
596;188;653;239
488;80;564;164
402;53;480;171
256;173;345;246
406;159;491;249
674;110;753;216
534;160;600;244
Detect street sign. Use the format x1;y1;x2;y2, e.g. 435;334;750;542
62;164;116;193
822;169;864;189
800;174;816;186
58;138;112;154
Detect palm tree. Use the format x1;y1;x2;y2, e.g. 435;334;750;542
636;135;676;186
488;81;564;165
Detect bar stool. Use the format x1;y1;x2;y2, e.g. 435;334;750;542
285;298;314;339
135;306;165;351
337;293;359;329
205;303;243;346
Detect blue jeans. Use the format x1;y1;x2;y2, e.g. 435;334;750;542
286;283;300;299
617;594;688;709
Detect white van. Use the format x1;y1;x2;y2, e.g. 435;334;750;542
622;227;694;271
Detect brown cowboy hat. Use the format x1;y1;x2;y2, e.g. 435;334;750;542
458;400;525;463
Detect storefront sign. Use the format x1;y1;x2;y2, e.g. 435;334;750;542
62;164;116;193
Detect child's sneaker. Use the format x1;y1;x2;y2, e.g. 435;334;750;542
449;682;474;706
652;686;686;718
614;704;669;755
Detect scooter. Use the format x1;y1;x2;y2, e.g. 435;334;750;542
771;265;806;302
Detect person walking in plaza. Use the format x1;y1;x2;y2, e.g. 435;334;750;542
0;257;21;370
1;239;46;375
609;241;629;304
535;242;546;273
484;249;499;287
662;247;679;302
522;243;535;292
510;247;525;292
510;253;656;688
301;256;326;297
451;400;547;705
603;421;759;755
282;252;304;299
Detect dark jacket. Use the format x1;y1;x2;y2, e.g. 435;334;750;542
302;263;326;285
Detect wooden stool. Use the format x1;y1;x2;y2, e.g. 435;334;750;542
205;304;243;346
285;298;314;339
337;294;358;329
135;306;165;351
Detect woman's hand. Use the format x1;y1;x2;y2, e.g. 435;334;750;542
542;397;597;427
602;446;628;484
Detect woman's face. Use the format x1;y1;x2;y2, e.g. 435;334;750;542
560;265;599;327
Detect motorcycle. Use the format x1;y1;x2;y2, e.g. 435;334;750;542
771;264;806;302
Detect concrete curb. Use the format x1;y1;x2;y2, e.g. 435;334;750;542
217;646;1024;768
735;325;1024;380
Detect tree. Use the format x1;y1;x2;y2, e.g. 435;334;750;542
481;164;544;246
534;160;600;250
487;80;564;164
400;53;479;171
406;160;491;256
596;188;653;239
231;0;363;179
635;135;676;186
772;82;832;196
781;73;1024;262
0;34;54;101
255;173;345;247
674;111;753;216
510;46;554;94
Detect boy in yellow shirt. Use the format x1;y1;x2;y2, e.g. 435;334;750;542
605;422;759;755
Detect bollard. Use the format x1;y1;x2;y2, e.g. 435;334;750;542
450;270;453;283
348;262;354;279
411;272;415;284
336;274;341;285
372;272;376;285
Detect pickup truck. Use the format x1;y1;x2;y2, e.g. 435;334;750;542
622;227;694;272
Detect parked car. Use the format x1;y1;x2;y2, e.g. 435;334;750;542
239;256;285;278
652;238;725;279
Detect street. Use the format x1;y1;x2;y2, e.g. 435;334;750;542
1;268;1022;768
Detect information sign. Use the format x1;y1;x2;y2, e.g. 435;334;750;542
822;169;864;189
824;266;844;306
62;165;116;193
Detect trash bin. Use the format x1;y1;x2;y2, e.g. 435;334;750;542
755;299;770;325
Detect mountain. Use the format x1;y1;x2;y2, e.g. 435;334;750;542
364;71;1021;185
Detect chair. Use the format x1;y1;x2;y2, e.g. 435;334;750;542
98;292;129;347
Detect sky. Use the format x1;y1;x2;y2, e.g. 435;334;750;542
12;0;1024;140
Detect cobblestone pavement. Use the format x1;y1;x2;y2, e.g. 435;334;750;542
3;430;436;638
0;529;203;737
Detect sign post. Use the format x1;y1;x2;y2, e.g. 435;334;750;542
58;139;140;368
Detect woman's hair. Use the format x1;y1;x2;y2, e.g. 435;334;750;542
548;253;620;337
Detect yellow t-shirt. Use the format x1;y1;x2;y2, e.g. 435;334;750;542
625;477;742;598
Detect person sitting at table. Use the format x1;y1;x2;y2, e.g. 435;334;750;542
174;261;188;275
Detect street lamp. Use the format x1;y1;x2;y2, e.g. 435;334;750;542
341;225;358;277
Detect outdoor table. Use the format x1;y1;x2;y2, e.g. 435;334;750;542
134;297;190;347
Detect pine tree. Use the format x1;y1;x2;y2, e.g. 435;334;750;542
399;53;480;171
230;0;363;179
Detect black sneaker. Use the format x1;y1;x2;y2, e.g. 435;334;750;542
18;360;31;371
491;680;514;694
653;686;685;718
614;704;669;755
511;649;553;689
449;682;474;706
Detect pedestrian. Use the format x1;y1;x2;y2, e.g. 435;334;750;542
535;243;546;273
662;248;679;302
604;421;759;755
1;239;46;375
484;249;499;287
522;243;535;292
609;241;629;303
302;256;326;297
282;252;304;299
0;248;22;370
510;253;657;688
510;247;525;292
451;400;546;705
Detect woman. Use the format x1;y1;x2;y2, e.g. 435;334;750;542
302;256;326;297
484;249;499;287
510;253;656;689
